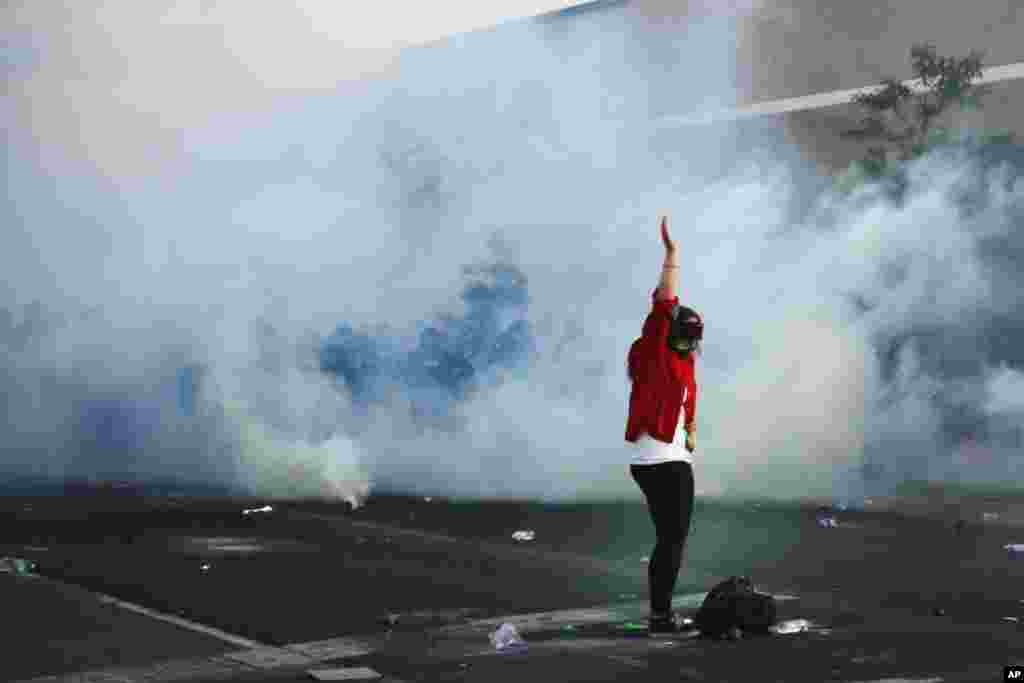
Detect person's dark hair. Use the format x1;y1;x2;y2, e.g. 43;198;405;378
667;304;703;358
627;307;703;381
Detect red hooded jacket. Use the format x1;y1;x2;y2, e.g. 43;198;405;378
625;289;697;444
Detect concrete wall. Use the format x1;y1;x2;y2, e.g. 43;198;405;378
611;0;1024;174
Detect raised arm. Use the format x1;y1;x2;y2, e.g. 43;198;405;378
655;216;678;301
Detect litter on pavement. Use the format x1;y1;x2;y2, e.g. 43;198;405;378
511;530;535;542
242;505;274;516
0;557;36;575
490;623;527;651
771;619;811;635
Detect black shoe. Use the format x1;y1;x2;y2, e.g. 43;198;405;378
648;612;683;634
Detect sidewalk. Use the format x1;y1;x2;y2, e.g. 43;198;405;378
10;573;1020;683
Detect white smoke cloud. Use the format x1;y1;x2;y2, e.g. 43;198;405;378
3;1;576;182
986;365;1024;416
4;1;1024;504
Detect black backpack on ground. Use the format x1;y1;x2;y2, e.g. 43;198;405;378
694;576;777;638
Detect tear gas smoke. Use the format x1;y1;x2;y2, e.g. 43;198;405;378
4;2;1024;503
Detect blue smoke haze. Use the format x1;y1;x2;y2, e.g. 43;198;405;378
317;262;534;422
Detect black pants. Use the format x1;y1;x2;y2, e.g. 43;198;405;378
630;461;695;615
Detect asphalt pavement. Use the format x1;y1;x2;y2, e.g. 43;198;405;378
6;493;1024;682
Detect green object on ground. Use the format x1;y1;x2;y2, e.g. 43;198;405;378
621;622;647;631
0;558;35;575
561;624;576;631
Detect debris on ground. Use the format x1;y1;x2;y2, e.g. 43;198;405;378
424;497;433;503
242;505;274;516
1002;616;1019;623
816;515;838;528
307;666;382;680
1004;543;1024;557
511;530;535;542
983;512;1000;522
200;563;211;572
771;619;811;635
0;557;36;575
489;623;527;651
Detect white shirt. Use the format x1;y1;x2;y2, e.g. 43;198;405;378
629;418;692;465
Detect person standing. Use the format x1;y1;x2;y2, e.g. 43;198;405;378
625;215;703;634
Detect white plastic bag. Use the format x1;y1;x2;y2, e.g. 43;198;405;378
772;619;811;635
489;623;527;651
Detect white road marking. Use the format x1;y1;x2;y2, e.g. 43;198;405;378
92;592;265;650
286;637;375;660
659;61;1024;126
439;590;799;634
307;667;384;681
219;646;316;669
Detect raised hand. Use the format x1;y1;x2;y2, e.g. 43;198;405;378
660;216;676;254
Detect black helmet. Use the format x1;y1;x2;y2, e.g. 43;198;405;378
667;303;703;356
